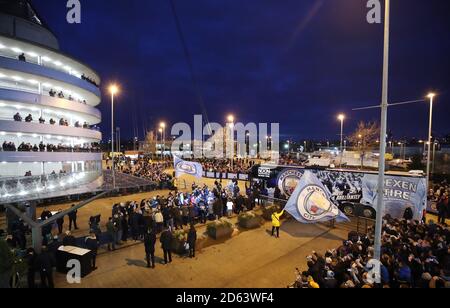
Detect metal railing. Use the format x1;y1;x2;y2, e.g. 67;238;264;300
0;171;102;203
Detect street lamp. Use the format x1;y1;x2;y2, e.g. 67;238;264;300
419;140;426;158
337;114;345;167
226;115;235;168
160;122;166;159
158;127;163;159
426;93;435;192
109;84;119;189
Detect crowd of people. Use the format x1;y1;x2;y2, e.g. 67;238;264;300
48;89;87;105
187;158;254;174
291;216;449;288
13;112;91;129
429;180;450;225
117;158;173;184
81;74;98;87
4;179;264;288
276;154;307;166
3;206;80;288
1;141;101;153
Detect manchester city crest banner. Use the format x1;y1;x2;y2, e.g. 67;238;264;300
284;171;349;224
174;156;203;178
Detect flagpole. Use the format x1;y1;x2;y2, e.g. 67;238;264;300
374;0;390;261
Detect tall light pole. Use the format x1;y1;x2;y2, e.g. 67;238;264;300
158;127;163;159
398;142;404;161
426;93;435;192
160;122;166;159
419;140;426;158
109;84;119;190
432;141;437;175
374;0;390;261
227;114;234;169
246;132;250;157
338;114;345;168
116;127;121;156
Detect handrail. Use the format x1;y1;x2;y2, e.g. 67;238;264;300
0;53;99;88
0;117;100;131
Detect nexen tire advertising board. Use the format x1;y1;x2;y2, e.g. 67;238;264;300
252;166;427;220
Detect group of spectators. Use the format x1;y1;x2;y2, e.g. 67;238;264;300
13;112;91;129
1;141;16;151
277;154;307;166
48;89;87;105
192;158;254;174
1;141;101;153
3;206;80;288
118;158;173;184
291;216;449;288
429;181;450;225
81;74;98;87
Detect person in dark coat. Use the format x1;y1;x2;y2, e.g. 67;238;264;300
121;214;129;241
181;205;190;226
144;228;157;268
85;232;98;270
56;209;64;234
106;217;117;251
62;231;76;246
40;208;52;221
160;227;173;264
171;206;182;230
130;211;140;241
235;194;244;214
36;246;55;288
213;198;223;220
68;205;78;230
26;248;37;288
187;224;197;258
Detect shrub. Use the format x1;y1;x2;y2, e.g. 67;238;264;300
237;211;258;224
173;229;187;242
237;211;261;229
206;218;233;239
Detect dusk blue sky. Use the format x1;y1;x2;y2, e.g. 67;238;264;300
32;0;450;142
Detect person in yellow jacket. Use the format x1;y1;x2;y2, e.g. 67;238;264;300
271;209;284;238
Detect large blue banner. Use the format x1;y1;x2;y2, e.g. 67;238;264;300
269;167;427;220
360;174;427;220
284;171;349;224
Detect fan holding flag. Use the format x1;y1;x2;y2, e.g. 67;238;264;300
284;171;349;224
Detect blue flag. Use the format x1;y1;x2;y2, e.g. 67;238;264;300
173;156;203;178
284;171;349;224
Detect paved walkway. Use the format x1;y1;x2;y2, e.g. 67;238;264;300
55;219;347;288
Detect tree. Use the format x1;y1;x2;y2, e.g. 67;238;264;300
348;121;379;169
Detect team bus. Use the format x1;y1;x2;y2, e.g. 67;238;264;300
249;164;427;220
